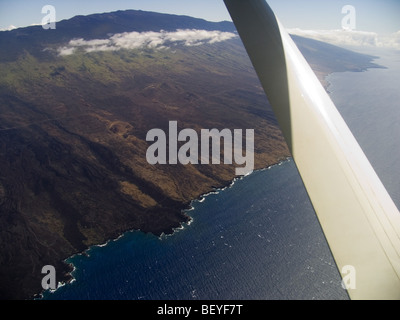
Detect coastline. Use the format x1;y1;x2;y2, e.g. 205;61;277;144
37;156;292;300
166;156;293;236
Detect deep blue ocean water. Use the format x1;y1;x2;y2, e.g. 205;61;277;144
42;48;399;301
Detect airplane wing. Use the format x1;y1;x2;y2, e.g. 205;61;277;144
224;0;400;300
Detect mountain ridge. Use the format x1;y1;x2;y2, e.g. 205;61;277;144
0;9;235;62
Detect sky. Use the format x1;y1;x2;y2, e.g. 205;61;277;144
0;0;399;48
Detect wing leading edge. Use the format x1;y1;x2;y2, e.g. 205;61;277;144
224;0;400;300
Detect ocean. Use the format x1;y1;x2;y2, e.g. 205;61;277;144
326;48;400;208
42;48;399;301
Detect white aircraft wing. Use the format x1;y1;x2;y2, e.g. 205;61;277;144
224;0;400;300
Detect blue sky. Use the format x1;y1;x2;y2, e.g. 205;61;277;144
0;0;399;34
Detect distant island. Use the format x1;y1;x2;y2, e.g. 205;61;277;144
0;10;382;300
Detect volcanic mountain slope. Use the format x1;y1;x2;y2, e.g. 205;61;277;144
0;10;381;300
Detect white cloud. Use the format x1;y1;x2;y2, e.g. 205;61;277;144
57;29;237;56
57;46;77;56
383;31;400;50
0;23;41;32
0;25;17;32
288;28;400;50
